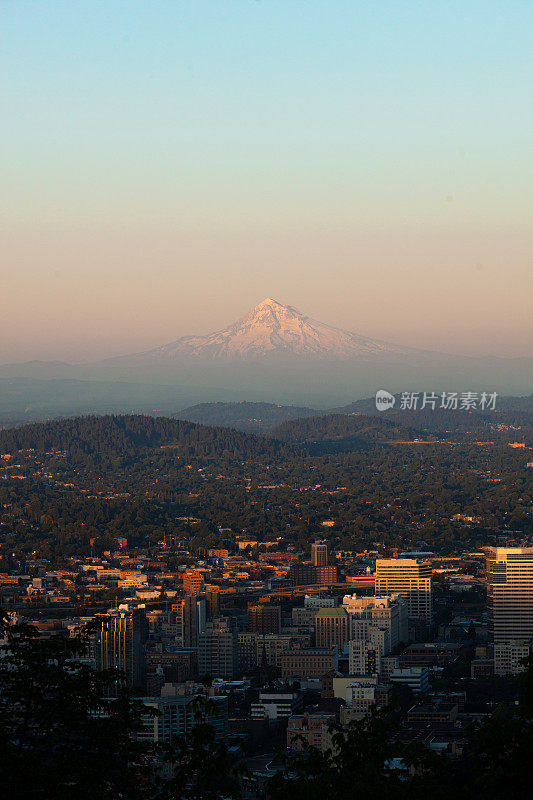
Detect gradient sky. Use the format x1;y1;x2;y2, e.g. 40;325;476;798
2;0;532;362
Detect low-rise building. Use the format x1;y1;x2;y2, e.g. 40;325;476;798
256;634;294;670
344;677;392;715
146;646;198;683
390;666;429;694
251;691;302;721
494;640;531;676
137;694;228;745
398;642;467;668
286;713;335;752
182;570;205;596
470;658;495;679
281;647;338;679
406;702;458;729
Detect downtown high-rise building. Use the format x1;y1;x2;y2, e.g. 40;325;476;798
205;585;221;620
375;559;432;625
315;606;349;649
311;541;328;567
198;618;238;680
182;570;205;596
93;604;148;692
172;595;206;647
248;604;282;634
348;639;382;677
342;593;408;652
485;546;533;674
183;595;205;647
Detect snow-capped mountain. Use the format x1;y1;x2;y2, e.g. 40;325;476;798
2;298;531;414
148;298;409;361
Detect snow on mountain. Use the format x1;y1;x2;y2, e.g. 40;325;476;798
148;298;409;361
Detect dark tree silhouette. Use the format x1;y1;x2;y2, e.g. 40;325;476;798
0;611;242;800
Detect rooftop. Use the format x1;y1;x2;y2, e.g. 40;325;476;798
315;607;348;617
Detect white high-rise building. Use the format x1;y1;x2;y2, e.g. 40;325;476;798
485;547;533;675
375;559;432;625
486;547;533;642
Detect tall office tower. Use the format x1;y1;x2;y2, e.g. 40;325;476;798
352;622;390;656
205;586;221;620
311;541;328;567
198;618;238;680
183;570;205;596
342;593;408;651
315;607;349;649
375;559;432;625
348;639;381;677
180;595;206;647
248;604;282;634
485;547;533;675
94;604;147;692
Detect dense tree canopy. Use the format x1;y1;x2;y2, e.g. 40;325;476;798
0;414;531;564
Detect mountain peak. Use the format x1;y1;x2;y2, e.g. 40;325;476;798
149;297;407;361
256;297;279;307
249;297;299;314
249;297;284;314
245;297;302;324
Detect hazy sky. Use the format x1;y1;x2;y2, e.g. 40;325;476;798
2;0;532;362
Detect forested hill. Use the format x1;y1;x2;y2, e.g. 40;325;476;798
0;414;295;461
330;403;533;442
176;401;318;432
334;394;533;437
271;413;423;452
